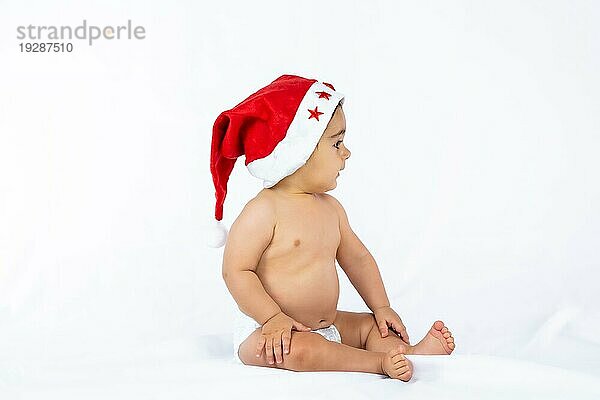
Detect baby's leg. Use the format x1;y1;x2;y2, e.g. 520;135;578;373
238;328;412;381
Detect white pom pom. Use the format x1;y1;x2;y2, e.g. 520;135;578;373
206;220;228;248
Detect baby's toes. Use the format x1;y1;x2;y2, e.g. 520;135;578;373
443;332;451;338
398;363;413;381
393;353;407;364
391;353;404;364
447;336;455;349
395;356;412;369
441;327;448;333
395;359;407;369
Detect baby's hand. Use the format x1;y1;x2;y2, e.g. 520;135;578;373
256;312;311;365
373;306;410;345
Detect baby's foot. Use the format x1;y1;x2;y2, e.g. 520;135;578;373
380;346;413;381
411;321;455;355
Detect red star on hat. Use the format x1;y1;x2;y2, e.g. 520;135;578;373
308;106;324;121
323;82;336;90
315;91;332;100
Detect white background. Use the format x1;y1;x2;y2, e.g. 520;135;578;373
1;0;599;397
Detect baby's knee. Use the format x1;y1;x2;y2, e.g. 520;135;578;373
285;331;325;366
272;331;330;370
238;330;322;368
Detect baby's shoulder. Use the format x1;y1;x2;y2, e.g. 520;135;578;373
230;190;277;232
241;190;277;217
318;193;351;225
224;192;277;263
319;192;344;212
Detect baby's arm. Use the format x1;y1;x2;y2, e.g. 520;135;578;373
221;195;282;325
324;194;410;343
322;193;390;311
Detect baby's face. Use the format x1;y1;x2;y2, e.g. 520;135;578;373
301;105;351;191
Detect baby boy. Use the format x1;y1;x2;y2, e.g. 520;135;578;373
210;75;455;381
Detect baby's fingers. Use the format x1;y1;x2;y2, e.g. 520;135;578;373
392;321;410;344
265;337;275;365
398;328;410;345
255;335;266;358
273;335;283;364
282;330;292;355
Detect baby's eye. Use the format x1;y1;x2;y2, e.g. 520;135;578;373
334;140;343;149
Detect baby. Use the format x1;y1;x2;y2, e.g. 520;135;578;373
210;75;455;381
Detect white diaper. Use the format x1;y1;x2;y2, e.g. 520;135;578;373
232;308;342;364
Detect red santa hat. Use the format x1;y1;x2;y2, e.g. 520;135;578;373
208;74;345;247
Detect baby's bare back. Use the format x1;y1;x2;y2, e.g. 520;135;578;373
255;189;341;329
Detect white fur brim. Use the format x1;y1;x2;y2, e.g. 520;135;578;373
246;81;345;188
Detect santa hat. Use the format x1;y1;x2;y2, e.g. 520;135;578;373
208;74;345;247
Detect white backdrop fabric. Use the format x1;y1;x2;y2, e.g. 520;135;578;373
1;1;599;398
